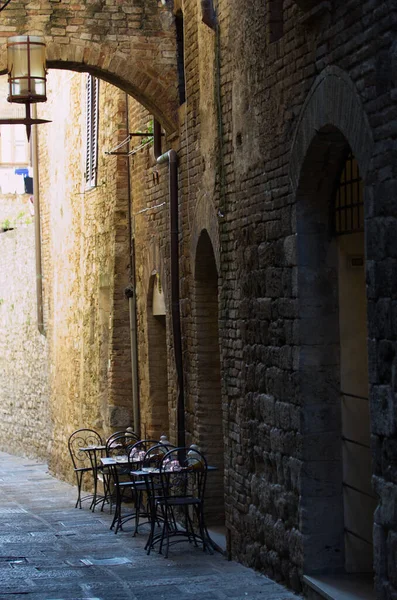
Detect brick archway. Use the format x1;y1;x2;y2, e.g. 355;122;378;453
0;1;179;132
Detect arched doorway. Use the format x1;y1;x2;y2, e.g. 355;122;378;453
335;152;375;573
194;229;224;527
146;272;169;440
296;127;374;578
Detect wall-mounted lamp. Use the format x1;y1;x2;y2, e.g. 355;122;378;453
0;35;51;139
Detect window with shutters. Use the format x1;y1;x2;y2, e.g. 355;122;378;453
85;75;99;188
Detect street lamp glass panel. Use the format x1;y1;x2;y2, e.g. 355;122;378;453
7;35;46;102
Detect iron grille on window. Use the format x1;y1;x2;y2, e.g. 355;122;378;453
334;152;364;235
85;75;99;188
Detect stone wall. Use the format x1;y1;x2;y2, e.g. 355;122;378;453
0;215;50;460
38;71;133;483
213;0;397;594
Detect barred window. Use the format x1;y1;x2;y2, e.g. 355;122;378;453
85;75;99;188
334;153;364;235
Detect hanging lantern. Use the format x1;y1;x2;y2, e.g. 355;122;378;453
0;35;50;140
7;35;47;103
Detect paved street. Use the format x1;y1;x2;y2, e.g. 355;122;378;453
0;452;297;600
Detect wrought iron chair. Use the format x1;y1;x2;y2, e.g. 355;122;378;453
141;442;175;552
106;431;152;535
147;446;213;557
106;428;138;449
68;428;103;509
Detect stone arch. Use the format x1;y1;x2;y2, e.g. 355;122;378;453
290;68;376;577
0;6;179;132
190;195;220;277
289;65;373;193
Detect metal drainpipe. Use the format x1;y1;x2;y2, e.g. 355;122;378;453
154;123;185;449
125;94;140;436
31;103;45;336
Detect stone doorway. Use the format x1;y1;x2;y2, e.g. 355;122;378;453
335;154;375;574
296;128;374;578
194;229;225;527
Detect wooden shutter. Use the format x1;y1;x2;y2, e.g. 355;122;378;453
85;75;99;187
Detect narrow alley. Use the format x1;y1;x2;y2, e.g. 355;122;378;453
0;452;295;600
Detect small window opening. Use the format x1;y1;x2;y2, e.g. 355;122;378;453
333;153;364;235
175;11;186;105
85;75;99;188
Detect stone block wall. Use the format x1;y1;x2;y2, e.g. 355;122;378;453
0;216;50;460
37;71;132;483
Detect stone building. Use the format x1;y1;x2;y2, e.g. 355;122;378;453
0;1;396;599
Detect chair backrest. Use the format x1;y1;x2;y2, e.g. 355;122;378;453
106;433;137;458
142;442;175;469
106;429;138;449
68;428;103;470
128;439;160;465
159;446;207;501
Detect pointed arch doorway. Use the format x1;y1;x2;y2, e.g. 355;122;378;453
194;229;225;529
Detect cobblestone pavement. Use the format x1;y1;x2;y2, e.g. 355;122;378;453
0;452;297;600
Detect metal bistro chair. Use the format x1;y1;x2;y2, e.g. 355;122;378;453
106;434;149;533
142;441;175;552
148;446;213;557
68;428;103;509
106;427;138;449
94;431;137;513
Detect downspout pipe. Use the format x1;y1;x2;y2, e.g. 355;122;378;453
125;94;140;436
31;104;45;336
155;130;185;449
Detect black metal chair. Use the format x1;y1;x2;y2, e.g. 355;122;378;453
106;428;138;449
142;442;175;552
68;428;103;509
107;438;159;534
147;446;213;557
